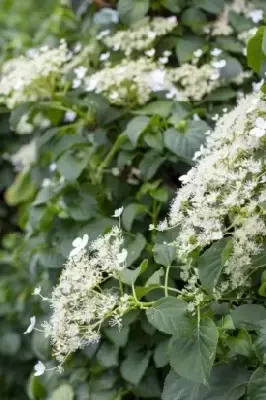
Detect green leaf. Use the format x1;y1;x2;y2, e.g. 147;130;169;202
27;374;46;400
247;367;266;400
163;363;249;400
0;332;21;356
164;120;209;163
229;11;253;33
170;319;218;383
145;268;164;286
120;350;150;385
227;329;253;357
5;169;35;206
247;27;266;73
119;259;148;285
38;248;65;269
134;101;173;117
122;203;147;231
205;87;236;101
104;325;129;347
231;304;266;330
33;186;59;206
50;384;74;400
118;0;149;25
219;56;243;80
144;131;164;151
198;238;231;295
181;7;207;34
146;297;190;335
139;150;165;180
126;233;146;267
63;185;97;221
216;36;243;53
153;243;176;267
90;390;117;400
125;116;150;146
133;367;161;398
176;35;206;64
32;330;50;360
196;0;224;14
96;343;119;368
162;0;185;13
57;148;89;181
154;339;170;368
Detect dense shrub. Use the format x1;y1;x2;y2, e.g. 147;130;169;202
1;0;266;399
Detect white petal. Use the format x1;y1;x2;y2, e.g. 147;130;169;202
72;237;82;247
33;286;41;295
69;247;81;257
112;207;123;217
24;316;36;334
250;127;265;137
117;249;128;264
34;361;46;376
81;234;89;248
255;117;265;129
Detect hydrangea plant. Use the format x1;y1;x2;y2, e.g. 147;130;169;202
1;0;266;399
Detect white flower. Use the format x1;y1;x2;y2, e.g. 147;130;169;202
117;249;128;264
49;163;57;172
34;361;46;376
64;110;77;122
250;117;266;137
97;29;110;40
179;174;190;184
70;234;89;257
86;77;99;92
149;224;155;231
74;66;87;79
159;56;168;64
100;52;110;62
148;69;167;91
145;48;155;57
212;59;227;69
210;48;222;57
252;80;264;93
33;286;41;295
72;78;81;89
109;91;119;101
168;16;177;24
163;50;172;57
112;207;123;218
249;9;263;23
193;49;203;58
24;316;36;334
212;113;219;121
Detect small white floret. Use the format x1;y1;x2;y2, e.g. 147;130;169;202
112;207;123;218
34;361;46;376
24;316;36;334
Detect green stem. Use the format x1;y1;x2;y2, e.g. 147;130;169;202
164;265;171;297
97;133;127;180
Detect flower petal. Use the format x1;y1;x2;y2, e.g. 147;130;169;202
72;237;82;247
255;117;265;129
81;234;89;248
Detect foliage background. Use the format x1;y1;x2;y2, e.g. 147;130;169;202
1;0;266;399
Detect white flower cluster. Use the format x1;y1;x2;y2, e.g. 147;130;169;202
99;16;177;56
43;228;128;363
166;92;266;299
85;57;168;105
0;40;68;108
210;0;262;36
84;57;236;105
